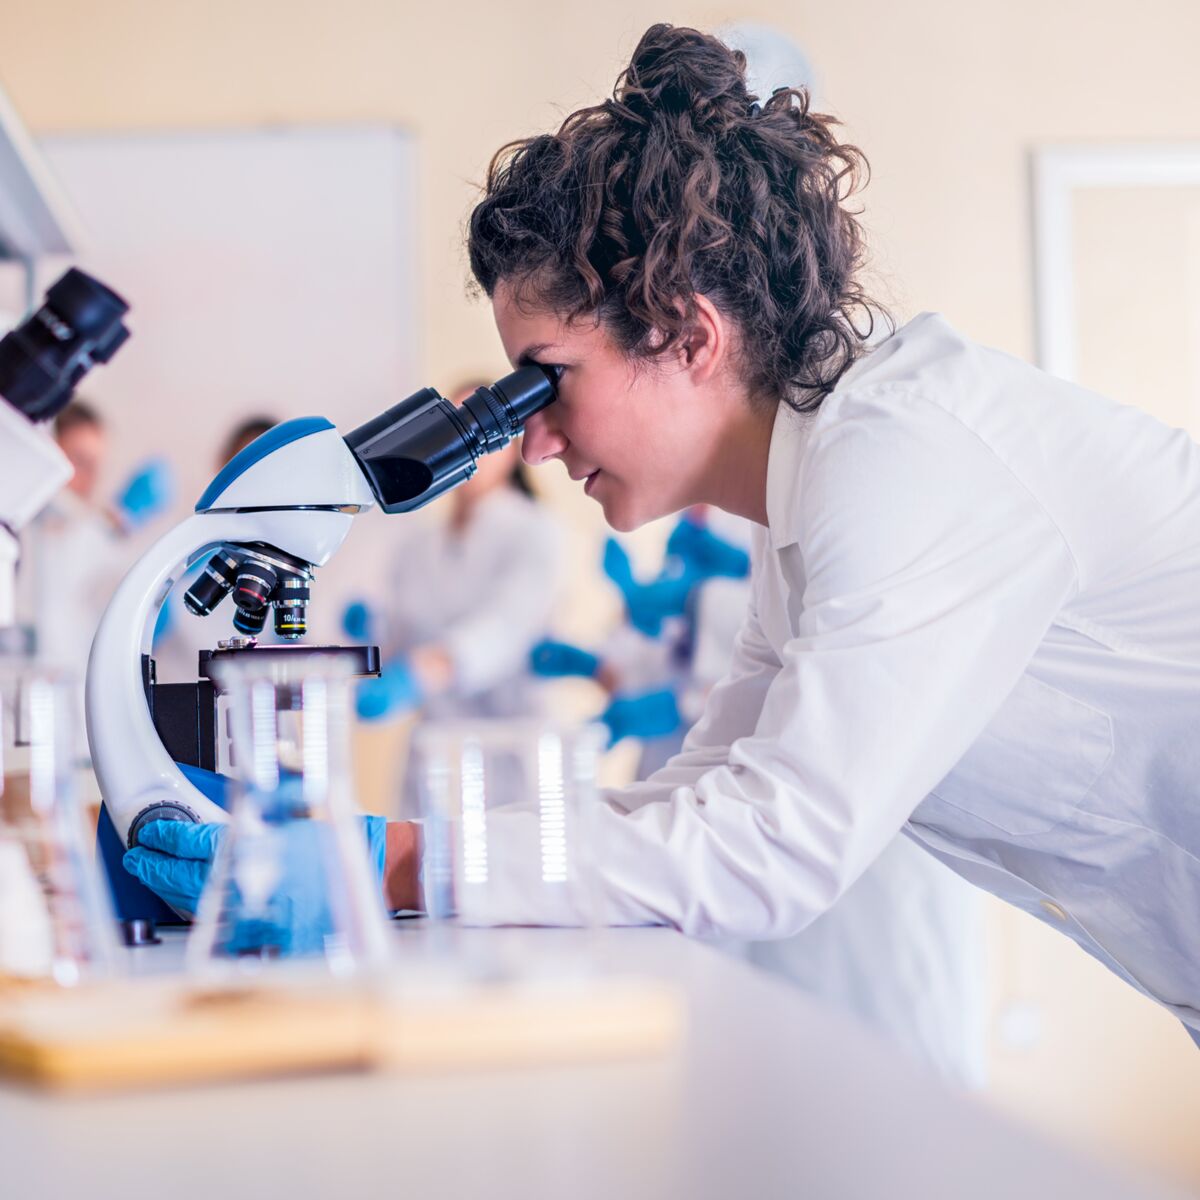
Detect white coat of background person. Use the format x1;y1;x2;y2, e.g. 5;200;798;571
355;381;566;726
687;512;986;1086
18;402;173;687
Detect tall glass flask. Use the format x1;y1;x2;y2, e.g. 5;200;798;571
413;719;606;929
186;653;391;980
0;662;118;985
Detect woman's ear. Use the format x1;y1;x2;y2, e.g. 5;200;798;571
679;294;726;383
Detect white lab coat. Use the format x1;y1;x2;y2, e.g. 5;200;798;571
473;313;1200;1036
17;490;128;681
693;549;986;1086
381;486;565;719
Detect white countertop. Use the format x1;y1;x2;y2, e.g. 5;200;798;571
0;922;1189;1200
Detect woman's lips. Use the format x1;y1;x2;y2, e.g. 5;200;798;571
583;470;600;496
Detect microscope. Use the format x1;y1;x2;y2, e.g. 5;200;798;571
86;355;558;936
0;269;130;633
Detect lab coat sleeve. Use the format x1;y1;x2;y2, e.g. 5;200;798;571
458;388;1079;934
440;512;564;697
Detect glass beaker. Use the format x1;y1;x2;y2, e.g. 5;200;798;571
412;719;606;930
0;660;119;985
186;652;392;981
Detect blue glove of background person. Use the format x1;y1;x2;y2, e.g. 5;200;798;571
355;658;422;720
666;515;751;580
529;639;601;678
123;814;390;953
603;538;695;637
341;599;375;643
601;689;682;744
153;592;176;641
115;458;175;528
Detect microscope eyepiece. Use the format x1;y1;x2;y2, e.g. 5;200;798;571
344;364;558;515
0;269;131;423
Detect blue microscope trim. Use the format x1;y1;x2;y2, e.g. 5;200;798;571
96;763;232;926
194;417;334;512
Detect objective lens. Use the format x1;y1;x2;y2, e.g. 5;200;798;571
273;575;310;640
233;562;278;613
184;551;241;617
232;606;268;636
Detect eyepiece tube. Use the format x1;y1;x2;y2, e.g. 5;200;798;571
0;268;131;423
345;364;557;515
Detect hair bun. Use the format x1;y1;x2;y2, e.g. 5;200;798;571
619;24;750;131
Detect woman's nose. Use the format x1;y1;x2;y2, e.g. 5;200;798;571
521;408;568;466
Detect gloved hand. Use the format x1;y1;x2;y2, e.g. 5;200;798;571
355;657;422;720
114;458;175;529
530;639;601;678
123;814;390;952
603;538;694;637
666;514;751;580
341;599;375;643
601;688;682;744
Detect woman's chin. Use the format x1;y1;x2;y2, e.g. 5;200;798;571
599;493;649;533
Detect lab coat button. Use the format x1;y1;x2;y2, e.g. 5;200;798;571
1039;899;1068;922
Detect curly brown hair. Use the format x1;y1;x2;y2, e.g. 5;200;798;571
468;23;885;413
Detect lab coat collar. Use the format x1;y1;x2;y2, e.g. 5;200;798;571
765;402;816;550
764;343;887;549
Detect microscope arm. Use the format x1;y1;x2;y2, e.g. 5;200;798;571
87;508;355;845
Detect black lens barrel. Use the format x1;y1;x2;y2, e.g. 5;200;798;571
345;364;557;515
233;562;278;613
273;574;310;639
184;551;241;617
232;605;268;636
0;268;131;423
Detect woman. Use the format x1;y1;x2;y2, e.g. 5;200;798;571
425;22;1199;1040
132;25;1200;1044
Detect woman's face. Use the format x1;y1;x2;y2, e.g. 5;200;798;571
492;281;724;531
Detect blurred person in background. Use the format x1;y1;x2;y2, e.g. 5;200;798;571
18;400;174;681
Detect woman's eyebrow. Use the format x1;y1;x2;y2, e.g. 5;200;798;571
516;343;555;366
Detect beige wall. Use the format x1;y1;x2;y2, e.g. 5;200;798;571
4;0;1199;1186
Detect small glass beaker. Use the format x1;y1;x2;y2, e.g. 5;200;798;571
186;652;392;981
0;660;119;985
412;719;606;931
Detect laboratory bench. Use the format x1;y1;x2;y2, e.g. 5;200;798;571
0;922;1190;1200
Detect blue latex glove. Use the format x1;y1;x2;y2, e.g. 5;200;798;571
153;592;175;642
601;689;682;744
666;515;751;580
342;599;375;643
355;658;422;720
602;537;695;637
530;639;601;678
115;458;175;528
123;814;389;952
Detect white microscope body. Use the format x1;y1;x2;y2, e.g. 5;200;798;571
86;363;559;850
0;400;72;628
86;419;376;844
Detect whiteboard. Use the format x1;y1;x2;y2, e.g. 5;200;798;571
34;125;421;644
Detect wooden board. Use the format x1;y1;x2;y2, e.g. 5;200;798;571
0;974;683;1092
